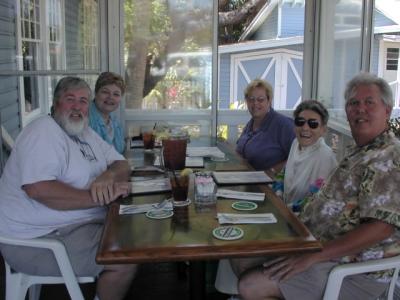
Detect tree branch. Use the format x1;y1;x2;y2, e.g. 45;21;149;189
218;0;229;10
218;0;268;26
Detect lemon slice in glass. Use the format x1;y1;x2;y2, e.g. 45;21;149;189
180;168;193;177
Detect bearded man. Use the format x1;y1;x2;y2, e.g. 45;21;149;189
0;77;137;300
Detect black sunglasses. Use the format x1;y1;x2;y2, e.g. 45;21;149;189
294;117;320;129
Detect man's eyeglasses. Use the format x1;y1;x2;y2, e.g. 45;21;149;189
71;136;98;162
246;96;268;103
294;117;320;129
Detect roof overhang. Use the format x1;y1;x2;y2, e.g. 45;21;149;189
219;36;303;54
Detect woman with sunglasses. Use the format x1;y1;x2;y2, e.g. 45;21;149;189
283;100;337;207
236;79;295;172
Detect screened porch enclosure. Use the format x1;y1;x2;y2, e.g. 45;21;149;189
0;0;400;171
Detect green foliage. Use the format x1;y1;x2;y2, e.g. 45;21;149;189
219;0;251;44
217;125;228;141
124;0;172;58
149;0;172;55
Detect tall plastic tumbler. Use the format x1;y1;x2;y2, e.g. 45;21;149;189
162;135;187;170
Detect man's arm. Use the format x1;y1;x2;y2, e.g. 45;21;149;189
23;180;97;210
263;220;395;281
91;160;130;184
23;160;131;210
90;160;131;205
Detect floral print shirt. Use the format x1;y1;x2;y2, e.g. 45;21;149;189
300;131;400;279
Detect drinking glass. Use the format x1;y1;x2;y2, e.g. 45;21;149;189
162;137;187;170
142;132;155;149
169;171;189;202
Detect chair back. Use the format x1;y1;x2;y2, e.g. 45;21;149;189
0;234;94;300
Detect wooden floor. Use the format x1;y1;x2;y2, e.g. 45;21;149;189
0;256;229;300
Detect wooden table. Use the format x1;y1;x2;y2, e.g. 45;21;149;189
96;139;321;299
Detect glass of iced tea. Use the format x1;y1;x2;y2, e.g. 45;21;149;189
142;131;155;150
169;171;190;202
162;136;187;170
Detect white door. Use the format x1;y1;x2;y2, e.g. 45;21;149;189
231;48;303;109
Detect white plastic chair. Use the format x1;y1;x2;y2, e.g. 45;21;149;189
0;234;95;300
215;259;239;298
323;255;400;300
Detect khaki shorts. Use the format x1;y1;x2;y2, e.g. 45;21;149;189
0;220;105;277
279;261;389;300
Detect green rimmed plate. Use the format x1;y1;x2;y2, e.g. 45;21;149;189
145;210;174;220
232;201;258;211
212;226;244;241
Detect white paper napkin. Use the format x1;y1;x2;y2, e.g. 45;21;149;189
216;189;265;202
119;200;173;215
217;213;277;224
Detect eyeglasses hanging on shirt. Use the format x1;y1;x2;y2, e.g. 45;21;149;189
70;136;98;162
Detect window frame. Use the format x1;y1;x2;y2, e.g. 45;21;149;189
16;0;66;127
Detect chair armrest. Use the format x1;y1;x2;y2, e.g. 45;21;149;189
0;235;92;300
323;256;400;300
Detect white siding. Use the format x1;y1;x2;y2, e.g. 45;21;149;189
0;0;20;139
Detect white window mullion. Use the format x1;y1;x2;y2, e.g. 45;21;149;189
41;0;50;114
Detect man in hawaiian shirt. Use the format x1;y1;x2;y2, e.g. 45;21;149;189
236;73;400;300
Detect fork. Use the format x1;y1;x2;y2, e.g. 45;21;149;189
151;199;169;209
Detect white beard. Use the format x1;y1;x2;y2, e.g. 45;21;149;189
54;110;88;137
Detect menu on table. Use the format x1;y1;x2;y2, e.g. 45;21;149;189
186;146;225;158
130;177;171;194
212;171;274;185
153;156;204;168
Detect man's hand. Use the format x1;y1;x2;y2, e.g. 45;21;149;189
90;179;131;206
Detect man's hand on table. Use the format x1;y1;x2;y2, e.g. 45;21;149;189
90;178;131;206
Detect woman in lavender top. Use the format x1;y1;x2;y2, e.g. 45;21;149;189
236;79;295;172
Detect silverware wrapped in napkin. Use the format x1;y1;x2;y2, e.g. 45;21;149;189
217;213;277;224
216;189;265;201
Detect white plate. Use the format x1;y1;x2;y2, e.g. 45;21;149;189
145;210;174;219
212;226;244;241
232;201;258;211
173;198;192;207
